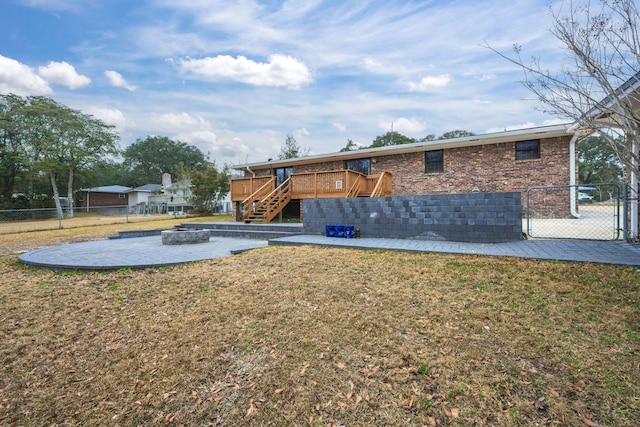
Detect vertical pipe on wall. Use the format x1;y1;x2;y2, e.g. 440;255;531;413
569;133;581;218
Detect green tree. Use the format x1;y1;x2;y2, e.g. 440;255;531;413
18;96;120;219
0;94;28;200
369;131;416;148
188;161;230;215
419;134;436;142
579;135;623;184
122;136;206;186
277;134;309;160
438;130;476;140
339;138;359;152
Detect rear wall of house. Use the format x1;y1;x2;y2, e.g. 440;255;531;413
243;135;575;217
374;136;572;197
246;136;572;193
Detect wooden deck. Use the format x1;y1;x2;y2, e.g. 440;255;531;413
230;170;392;201
230;170;392;223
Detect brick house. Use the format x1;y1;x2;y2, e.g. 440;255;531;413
230;124;578;224
76;185;131;211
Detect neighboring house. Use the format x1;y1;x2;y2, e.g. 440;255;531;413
126;184;163;214
230;124;578;223
148;179;194;215
217;192;232;213
76;185;131;211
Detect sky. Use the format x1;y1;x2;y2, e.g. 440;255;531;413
0;0;570;166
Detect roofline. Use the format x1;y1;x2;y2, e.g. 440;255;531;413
79;186;132;193
232;124;573;170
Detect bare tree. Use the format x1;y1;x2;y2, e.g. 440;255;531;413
487;0;640;180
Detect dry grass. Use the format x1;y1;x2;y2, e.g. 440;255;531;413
0;222;639;426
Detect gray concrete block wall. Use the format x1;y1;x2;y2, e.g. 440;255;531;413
303;192;522;243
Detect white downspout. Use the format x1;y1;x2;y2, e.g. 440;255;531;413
246;166;255;177
631;139;638;240
569;133;580;218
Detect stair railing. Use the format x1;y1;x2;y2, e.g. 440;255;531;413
241;177;275;221
370;171;392;197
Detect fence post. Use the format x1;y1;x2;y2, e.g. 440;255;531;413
125;206;129;223
623;182;628;242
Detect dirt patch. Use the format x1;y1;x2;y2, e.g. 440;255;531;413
0;224;638;426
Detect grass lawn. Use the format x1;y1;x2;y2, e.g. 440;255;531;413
0;220;638;426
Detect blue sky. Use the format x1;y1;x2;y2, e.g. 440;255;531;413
0;0;568;166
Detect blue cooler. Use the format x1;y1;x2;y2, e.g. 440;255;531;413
344;226;355;238
325;225;335;237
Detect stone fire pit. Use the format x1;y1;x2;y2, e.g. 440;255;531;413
161;228;211;245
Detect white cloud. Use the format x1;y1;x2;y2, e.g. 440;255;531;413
360;57;384;73
104;70;138;91
0;54;52;95
380;117;427;135
17;0;86;13
38;61;91;89
408;74;452;92
85;107;128;133
178;54;313;89
293;128;310;138
148;112;212;133
333;122;346;132
485;122;536;133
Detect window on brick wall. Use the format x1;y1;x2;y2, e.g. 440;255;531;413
275;167;293;186
345;158;371;175
118;193;125;199
425;150;444;173
515;139;540;160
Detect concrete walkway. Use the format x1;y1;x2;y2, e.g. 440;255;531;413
271;235;640;267
18;234;640;270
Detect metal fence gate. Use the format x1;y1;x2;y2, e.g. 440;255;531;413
526;183;622;240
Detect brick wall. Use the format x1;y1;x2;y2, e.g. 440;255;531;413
245;136;573;200
371;136;572;211
303;192;523;243
77;192;128;208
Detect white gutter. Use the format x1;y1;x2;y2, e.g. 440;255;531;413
570;133;580;218
246;166;255;177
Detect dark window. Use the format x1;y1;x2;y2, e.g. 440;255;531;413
516;140;540;160
345;158;371;175
275;167;293;186
118;193;126;199
425;150;443;173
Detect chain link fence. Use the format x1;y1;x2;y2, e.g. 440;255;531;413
525;183;621;240
0;205;187;235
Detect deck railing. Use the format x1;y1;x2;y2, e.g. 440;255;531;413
231;170;392;201
231;176;274;201
289;170;367;199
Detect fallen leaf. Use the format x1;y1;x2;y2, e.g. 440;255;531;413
300;363;310;376
549;389;560;398
246;400;257;416
444;407;460;418
581;414;602;427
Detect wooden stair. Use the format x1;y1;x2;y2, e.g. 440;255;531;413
243;177;292;223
